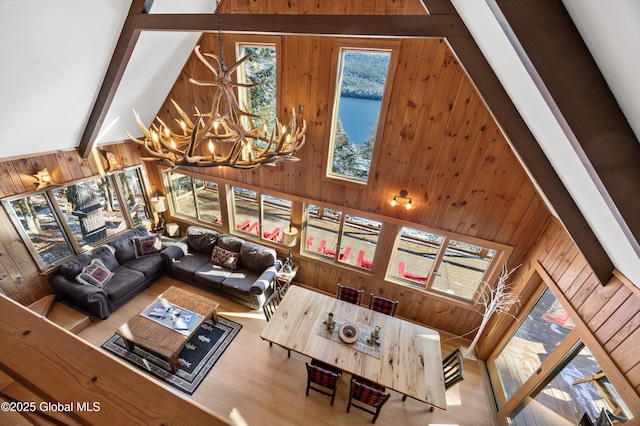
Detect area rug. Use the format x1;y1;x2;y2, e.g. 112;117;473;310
101;316;241;394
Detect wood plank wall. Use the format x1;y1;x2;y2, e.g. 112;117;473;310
140;23;551;337
0;146;143;306
476;219;640;405
0;0;551;339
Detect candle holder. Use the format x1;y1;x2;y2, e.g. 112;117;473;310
323;312;335;331
368;325;381;345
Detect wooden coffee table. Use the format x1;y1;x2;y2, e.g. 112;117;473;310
115;286;220;373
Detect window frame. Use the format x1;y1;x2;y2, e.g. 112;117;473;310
235;41;279;137
485;267;636;423
165;171;223;229
323;39;400;188
2;166;151;272
386;225;512;303
228;184;292;246
301;203;384;271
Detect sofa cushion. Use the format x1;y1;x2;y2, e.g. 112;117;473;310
169;251;211;279
60;254;93;280
211;245;240;270
76;258;113;288
220;269;261;293
92;244;120;271
102;266;145;301
194;263;232;288
240;242;276;272
109;227;150;264
133;235;163;258
217;234;244;253
187;226;219;253
123;253;164;278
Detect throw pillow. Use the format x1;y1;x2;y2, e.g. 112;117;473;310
186;226;219;253
211;245;240;270
133;235;163;258
76;258;113;288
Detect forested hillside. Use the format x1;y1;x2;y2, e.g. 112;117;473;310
341;52;390;100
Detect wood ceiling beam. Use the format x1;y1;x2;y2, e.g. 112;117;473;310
441;0;618;283
78;1;620;284
448;35;613;283
78;11;467;158
123;14;468;38
496;0;640;282
76;0;151;157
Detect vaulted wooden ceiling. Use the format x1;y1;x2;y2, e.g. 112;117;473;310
73;0;640;288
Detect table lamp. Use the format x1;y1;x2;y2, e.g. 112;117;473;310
150;195;168;234
281;224;299;272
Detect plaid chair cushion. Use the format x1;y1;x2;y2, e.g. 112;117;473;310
370;295;397;315
353;382;388;407
337;285;363;305
308;365;340;388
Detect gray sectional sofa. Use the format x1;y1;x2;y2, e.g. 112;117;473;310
161;226;282;310
49;226;168;319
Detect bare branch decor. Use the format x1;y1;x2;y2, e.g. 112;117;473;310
462;265;520;360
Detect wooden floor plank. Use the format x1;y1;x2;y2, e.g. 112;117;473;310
78;277;495;425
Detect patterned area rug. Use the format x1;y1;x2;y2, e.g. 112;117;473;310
101;316;241;394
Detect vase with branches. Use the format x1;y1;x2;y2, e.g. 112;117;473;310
461;265;520;360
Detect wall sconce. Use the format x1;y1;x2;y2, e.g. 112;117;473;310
95;148;123;173
390;189;414;210
281;224;299;271
33;168;59;190
150;195;168;234
104;151;123;172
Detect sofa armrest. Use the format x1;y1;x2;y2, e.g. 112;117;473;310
250;266;279;296
49;275;111;319
161;239;189;264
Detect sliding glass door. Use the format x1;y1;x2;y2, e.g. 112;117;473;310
486;275;632;425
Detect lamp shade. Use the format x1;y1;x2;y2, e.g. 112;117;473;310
150;196;168;213
282;226;299;247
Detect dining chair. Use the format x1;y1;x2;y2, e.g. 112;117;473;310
368;293;398;316
305;360;342;406
347;376;391;423
402;347;464;410
262;288;290;357
337;283;364;305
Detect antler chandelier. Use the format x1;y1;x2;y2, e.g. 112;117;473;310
128;5;306;170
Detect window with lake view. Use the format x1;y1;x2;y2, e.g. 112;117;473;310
328;48;391;183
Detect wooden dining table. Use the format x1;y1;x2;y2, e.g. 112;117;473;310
260;285;447;410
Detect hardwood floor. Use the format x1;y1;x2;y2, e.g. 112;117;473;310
78;277;496;425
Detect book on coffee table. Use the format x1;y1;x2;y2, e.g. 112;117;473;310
148;300;171;317
173;311;195;330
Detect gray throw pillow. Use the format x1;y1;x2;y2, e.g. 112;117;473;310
92;244;120;271
240;242;276;272
217;234;244;253
187;226;219;253
60;254;92;280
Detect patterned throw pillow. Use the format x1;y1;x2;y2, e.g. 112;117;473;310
76;258;113;288
133;235;163;258
211;245;240;270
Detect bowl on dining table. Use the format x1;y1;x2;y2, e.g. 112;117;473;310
338;323;360;344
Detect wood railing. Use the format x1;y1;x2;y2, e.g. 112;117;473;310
0;294;231;425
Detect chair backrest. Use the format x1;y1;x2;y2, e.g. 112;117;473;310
263;288;283;322
352;380;391;407
307;363;341;389
368;294;398;316
337;284;364;305
443;347;464;389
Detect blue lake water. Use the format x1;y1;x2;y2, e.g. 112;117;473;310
338;96;383;146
